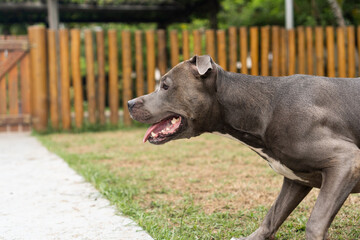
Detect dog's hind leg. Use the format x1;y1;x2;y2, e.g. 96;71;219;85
305;150;360;240
231;177;312;240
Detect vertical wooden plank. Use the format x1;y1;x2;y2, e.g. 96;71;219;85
108;29;119;125
84;30;96;124
205;29;215;60
217;30;227;70
326;26;336;77
228;27;237;73
239;27;248;74
96;29;106;125
182;30;190;60
59;28;71;130
288;29;296;75
170;30;179;67
146;30;156;93
347;26;356;78
70;29;84;128
250;26;259;76
337;27;346;78
0;36;6;118
28;26;48;131
271;26;280;76
193;30;202;56
306;26;313;75
157;29;167;76
297;26;306;74
260;26;270;76
19;37;31;131
280;28;287;76
47;29;59;129
0;36;7;131
121;30;132;126
135;31;144;97
7;36;19;131
315;26;324;76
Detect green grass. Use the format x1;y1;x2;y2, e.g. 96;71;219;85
37;129;360;240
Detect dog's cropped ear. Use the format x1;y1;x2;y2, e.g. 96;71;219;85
190;55;213;76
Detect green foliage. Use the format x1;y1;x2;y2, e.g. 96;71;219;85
218;0;284;27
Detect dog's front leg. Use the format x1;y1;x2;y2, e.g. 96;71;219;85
232;177;312;240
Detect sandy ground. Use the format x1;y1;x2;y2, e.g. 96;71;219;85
0;133;153;240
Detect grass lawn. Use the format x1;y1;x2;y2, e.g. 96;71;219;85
37;128;360;240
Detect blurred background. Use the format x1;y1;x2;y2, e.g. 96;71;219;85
0;0;359;132
0;0;359;34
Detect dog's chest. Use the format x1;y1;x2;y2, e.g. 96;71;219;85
213;132;308;183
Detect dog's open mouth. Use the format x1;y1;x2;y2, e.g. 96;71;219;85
143;115;184;144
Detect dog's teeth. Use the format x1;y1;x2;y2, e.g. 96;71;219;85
151;132;156;137
166;127;170;131
171;118;176;124
161;129;165;133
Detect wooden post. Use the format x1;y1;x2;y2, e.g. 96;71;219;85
229;27;237;73
70;29;83;128
325;26;336;77
205;30;215;60
28;25;48;131
315;27;324;76
96;29;106;125
193;30;202;56
84;30;96;124
337;27;346;78
239;27;248;74
217;30;227;70
297;26;306;74
47;29;59;129
146;30;156;93
108;29;119;125
170;30;179;67
261;26;270;76
59;28;71;130
250;26;259;76
157;29;167;76
271;26;280;76
306;26;313;75
280;28;287;76
347;26;356;78
135;31;144;97
287;29;296;75
182;30;190;60
121;31;132;126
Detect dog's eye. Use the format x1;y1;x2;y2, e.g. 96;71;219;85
162;83;169;90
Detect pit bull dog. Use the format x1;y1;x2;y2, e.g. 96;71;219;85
128;55;360;240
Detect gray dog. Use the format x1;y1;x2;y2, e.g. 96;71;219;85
128;55;360;240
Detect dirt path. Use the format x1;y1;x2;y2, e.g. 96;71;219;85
0;133;153;240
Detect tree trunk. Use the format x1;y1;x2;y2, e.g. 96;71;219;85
327;0;346;27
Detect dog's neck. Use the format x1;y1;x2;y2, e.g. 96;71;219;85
213;66;277;147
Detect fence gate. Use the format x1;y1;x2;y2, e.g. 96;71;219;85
0;36;31;132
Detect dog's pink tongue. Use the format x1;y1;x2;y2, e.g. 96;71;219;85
143;123;160;143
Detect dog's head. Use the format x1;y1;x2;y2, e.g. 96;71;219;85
128;55;221;144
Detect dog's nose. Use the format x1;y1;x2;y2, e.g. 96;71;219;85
128;99;136;111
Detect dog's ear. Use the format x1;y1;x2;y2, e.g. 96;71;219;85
190;55;213;76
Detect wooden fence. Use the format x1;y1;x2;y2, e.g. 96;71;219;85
1;25;360;131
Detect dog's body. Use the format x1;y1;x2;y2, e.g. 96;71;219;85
128;55;360;240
